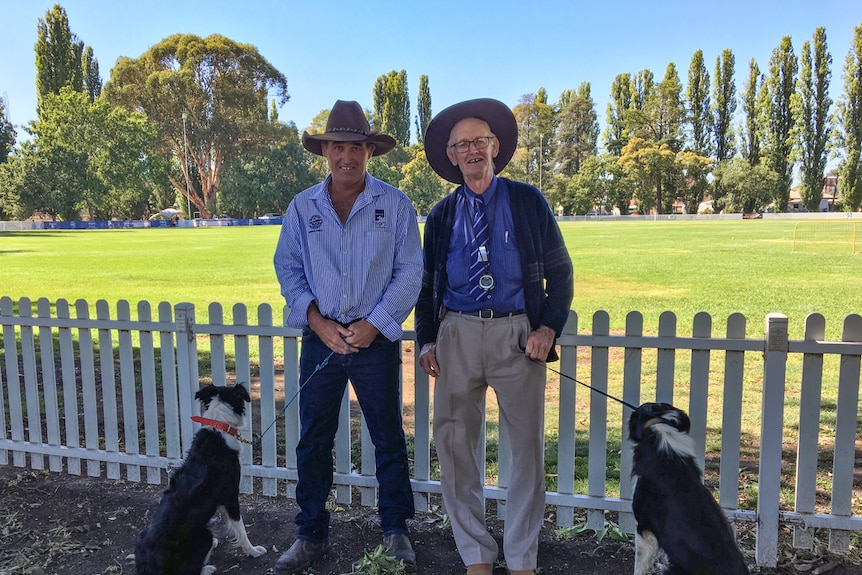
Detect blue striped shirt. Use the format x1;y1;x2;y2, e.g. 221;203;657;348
273;173;423;341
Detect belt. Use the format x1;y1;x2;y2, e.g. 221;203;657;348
455;309;525;319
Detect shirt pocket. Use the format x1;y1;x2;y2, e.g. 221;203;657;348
445;243;472;291
360;230;396;293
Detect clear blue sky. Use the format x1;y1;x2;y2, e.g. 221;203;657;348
2;0;860;145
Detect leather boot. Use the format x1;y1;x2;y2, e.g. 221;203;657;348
466;564;493;575
274;538;331;574
383;533;417;572
510;571;535;575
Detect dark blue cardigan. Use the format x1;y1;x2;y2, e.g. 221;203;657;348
415;178;573;361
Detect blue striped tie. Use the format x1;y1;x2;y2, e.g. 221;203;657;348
469;196;490;302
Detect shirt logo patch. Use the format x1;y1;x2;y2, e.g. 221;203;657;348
308;214;323;231
375;209;386;228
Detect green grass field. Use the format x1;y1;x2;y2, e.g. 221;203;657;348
2;219;859;339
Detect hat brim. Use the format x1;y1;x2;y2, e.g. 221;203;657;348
424;98;517;184
302;131;397;157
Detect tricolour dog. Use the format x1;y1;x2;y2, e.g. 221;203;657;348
135;383;267;575
629;402;749;575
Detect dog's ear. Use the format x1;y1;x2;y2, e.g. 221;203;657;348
231;383;251;403
194;384;219;403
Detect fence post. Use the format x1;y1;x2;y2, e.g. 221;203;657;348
757;313;788;567
175;303;198;456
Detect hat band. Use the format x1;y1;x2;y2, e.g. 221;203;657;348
329;127;370;136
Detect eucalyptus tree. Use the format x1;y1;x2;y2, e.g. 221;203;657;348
35;4;84;107
762;36;798;211
604;73;633;155
714;157;778;213
712;48;737;163
618;136;675;214
415;74;432;144
837;24;862;211
794;27;832;212
104;33;289;219
554;82;599;176
740;59;763;165
686;49;712;155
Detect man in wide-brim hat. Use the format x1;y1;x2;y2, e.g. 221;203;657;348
300;99;396;157
273;100;422;574
416;98;573;575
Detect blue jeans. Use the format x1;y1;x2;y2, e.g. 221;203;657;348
294;331;414;542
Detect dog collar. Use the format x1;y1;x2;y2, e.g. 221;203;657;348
191;416;240;436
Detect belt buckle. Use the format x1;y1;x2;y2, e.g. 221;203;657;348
479;309;494;319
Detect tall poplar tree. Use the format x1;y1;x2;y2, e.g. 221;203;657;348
837;24;862;211
686;49;712;155
740;59;763;165
35;4;84;107
415;74;431;143
0;96;15;162
374;70;410;147
555;82;599;176
82;45;101;102
712;48;737;163
763;36;798;210
604;73;633;155
795;28;832;211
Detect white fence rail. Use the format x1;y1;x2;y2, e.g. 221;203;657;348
1;296;861;567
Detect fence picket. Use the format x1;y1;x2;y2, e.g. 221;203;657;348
794;313;826;549
37;298;62;472
97;299;120;480
586;311;610;531
20;297;44;471
829;314;862;553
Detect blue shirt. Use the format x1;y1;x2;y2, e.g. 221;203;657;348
273;173;423;341
443;177;525;313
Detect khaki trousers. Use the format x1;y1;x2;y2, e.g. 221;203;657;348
434;311;546;571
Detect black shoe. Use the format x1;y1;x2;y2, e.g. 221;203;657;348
274;538;331;574
383;532;417;572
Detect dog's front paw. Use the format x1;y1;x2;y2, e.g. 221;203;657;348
201;565;217;575
246;544;267;557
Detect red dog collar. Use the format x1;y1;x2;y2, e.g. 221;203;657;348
191;416;239;436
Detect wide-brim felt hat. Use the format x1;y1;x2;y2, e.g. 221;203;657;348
302;100;396;157
424;98;518;184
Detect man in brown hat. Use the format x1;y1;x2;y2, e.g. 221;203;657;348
273;100;422;573
416;99;573;575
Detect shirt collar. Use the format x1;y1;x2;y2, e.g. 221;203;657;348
463;176;498;204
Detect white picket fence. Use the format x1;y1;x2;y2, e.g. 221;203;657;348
1;296;861;567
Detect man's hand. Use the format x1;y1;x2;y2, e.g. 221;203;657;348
307;302;360;354
418;343;439;377
342;319;379;350
524;325;556;361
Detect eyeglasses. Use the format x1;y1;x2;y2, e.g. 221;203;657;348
448;136;495;153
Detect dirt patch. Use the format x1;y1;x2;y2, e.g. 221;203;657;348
1;466;861;575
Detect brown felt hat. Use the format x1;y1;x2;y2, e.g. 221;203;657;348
424;98;518;184
302;100;397;157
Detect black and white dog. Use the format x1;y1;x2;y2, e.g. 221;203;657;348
135;383;267;575
629;402;749;575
